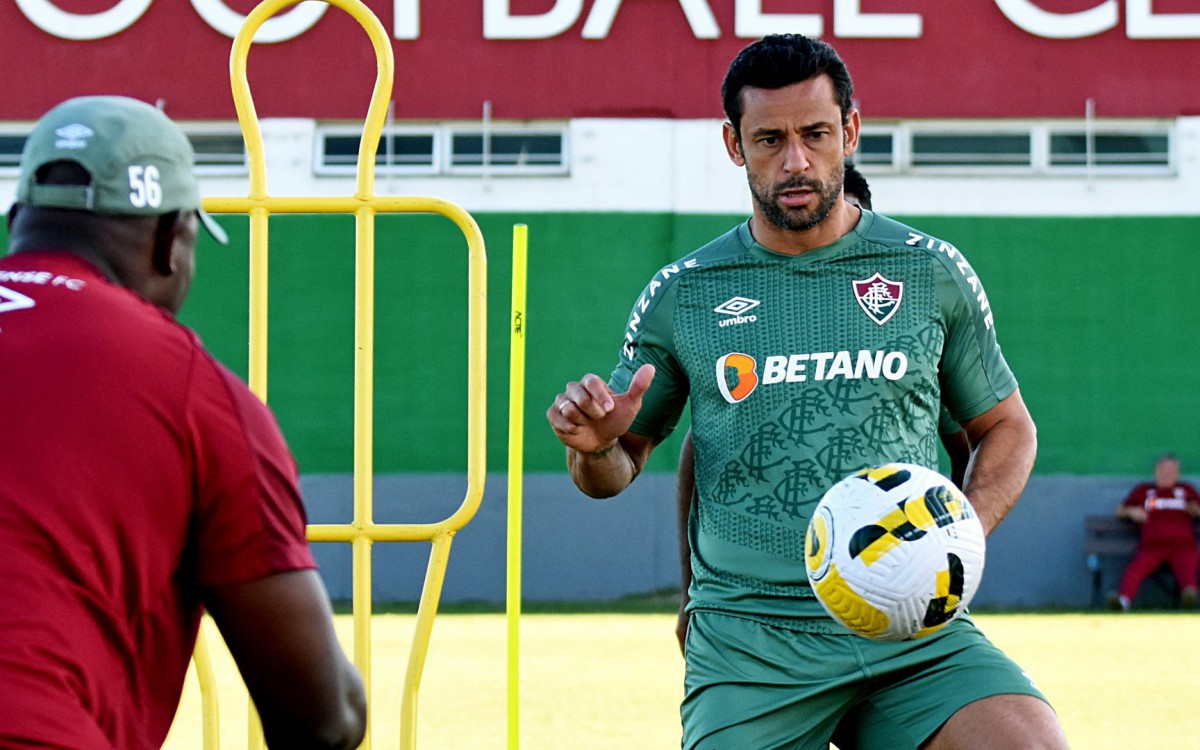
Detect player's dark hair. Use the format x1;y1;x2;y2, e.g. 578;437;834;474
722;34;854;139
842;161;872;210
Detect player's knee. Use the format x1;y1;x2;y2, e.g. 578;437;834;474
925;694;1067;750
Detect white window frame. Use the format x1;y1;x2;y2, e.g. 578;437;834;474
855;126;900;174
1044;120;1173;176
0;123;250;177
315;121;569;177
315;123;441;177
0;125;30;176
906;122;1035;174
442;123;569;177
181;123;249;176
858;119;1177;177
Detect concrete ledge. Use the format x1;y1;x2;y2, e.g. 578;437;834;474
301;473;1155;609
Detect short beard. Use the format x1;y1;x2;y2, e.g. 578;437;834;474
748;160;844;233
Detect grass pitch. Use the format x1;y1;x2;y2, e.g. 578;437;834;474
164;611;1199;749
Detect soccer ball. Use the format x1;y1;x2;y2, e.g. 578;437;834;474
804;463;986;641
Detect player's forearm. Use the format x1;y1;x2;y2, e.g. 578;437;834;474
261;661;366;749
963;412;1036;536
567;440;638;498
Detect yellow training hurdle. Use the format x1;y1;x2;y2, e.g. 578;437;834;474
198;1;488;748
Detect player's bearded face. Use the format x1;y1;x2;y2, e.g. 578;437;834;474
747;158;844;233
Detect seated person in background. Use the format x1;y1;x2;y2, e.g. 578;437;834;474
1108;453;1200;611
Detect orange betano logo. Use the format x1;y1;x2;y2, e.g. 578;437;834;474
716;352;758;404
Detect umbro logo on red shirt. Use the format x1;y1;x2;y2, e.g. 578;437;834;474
0;285;36;315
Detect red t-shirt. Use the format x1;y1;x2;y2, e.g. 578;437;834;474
1121;481;1200;545
0;252;316;749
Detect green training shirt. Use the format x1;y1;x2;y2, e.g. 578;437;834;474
608;211;1016;630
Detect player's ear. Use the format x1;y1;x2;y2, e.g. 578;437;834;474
150;210;181;276
723;122;745;166
842;109;860;158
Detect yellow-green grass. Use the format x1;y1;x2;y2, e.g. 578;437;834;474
165;612;1199;749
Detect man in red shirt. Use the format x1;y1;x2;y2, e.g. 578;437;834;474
1108;454;1200;611
0;96;365;748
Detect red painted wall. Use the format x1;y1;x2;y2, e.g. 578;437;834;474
1;1;1197;121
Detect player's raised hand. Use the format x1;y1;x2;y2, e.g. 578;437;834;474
548;364;655;454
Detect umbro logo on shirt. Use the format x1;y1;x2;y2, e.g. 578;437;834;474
714;296;760;327
0;285;36;314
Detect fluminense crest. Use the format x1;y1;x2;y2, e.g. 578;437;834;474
852;273;903;326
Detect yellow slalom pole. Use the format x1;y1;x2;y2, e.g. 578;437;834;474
193;620;220;750
506;225;528;750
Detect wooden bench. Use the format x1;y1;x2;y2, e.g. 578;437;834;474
1084;515;1200;608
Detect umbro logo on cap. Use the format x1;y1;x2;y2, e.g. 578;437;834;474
53;124;93;150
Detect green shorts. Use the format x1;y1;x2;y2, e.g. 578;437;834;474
681;610;1048;750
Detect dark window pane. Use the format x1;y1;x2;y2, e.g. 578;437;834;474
1050;133;1169;166
912;133;1031;166
383;134;434;166
451;132;563;168
857;133;893;165
451;134;485;166
0;135;27;167
324;133;435;168
189;133;246;167
324;135;361;165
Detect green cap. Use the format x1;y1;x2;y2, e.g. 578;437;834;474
17;96;228;244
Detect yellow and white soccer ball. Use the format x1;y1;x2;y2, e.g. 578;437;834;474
804;463;986;641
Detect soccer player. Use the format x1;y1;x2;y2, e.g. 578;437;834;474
671;163;975;652
548;35;1066;749
0;97;365;749
1108;453;1200;610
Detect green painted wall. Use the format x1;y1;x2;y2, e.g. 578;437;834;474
900;216;1200;474
6;213;1198;474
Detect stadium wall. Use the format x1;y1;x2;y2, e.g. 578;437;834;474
175;208;1200;608
5;209;1192;608
3;117;1198;607
156;210;1198;478
299;472;1176;610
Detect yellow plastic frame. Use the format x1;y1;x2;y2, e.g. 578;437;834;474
196;2;488;748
